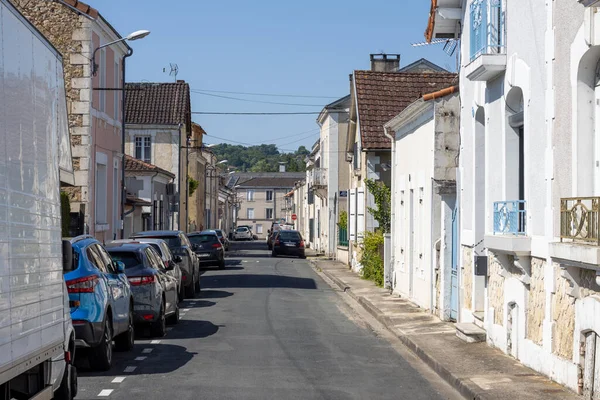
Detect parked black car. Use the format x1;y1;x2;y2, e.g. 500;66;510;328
105;243;180;337
271;230;306;259
130;230;200;298
213;229;230;251
188;231;226;269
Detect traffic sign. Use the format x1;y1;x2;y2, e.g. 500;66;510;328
291;214;297;221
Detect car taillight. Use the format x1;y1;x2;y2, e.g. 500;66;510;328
128;276;155;286
299;240;305;248
66;276;98;293
212;243;222;249
275;240;280;245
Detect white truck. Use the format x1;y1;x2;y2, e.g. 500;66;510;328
0;0;78;398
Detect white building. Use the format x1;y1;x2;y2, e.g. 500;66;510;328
426;0;600;395
385;90;459;319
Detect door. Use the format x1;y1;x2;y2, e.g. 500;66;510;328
450;206;459;321
583;332;600;400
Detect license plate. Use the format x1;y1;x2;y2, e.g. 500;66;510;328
285;242;296;247
198;253;211;258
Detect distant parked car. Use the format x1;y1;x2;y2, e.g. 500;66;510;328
271;230;306;259
106;243;180;337
213;229;230;251
111;238;184;302
234;226;253;241
64;236;135;371
130;230;200;298
188;231;226;269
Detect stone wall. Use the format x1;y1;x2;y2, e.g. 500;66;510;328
527;257;545;345
488;252;505;326
462;246;473;311
553;263;576;360
10;0;93;228
579;268;600;298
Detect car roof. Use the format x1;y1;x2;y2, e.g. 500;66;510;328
68;235;99;250
131;230;182;237
105;242;151;252
191;230;219;236
277;229;301;234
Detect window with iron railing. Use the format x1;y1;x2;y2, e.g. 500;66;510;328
470;0;505;61
493;200;526;235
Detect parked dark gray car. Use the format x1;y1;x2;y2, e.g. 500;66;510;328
106;243;179;337
187;231;225;269
271;230;306;259
130;230;200;298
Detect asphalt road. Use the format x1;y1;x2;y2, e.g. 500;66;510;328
74;241;459;400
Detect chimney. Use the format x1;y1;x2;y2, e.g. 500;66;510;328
279;162;286;172
370;54;401;72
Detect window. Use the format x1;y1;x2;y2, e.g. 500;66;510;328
114;61;120;120
86;246;106;273
247;208;255;219
95;163;107;224
247;190;255;201
469;0;505;61
266;208;273;219
266;190;273;201
256;224;263;234
135;137;151;163
99;48;106;112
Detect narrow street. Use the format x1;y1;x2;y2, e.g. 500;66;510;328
74;241;460;400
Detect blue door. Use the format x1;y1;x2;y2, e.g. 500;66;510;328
450;206;459;321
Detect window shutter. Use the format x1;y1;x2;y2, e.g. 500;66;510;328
357;187;365;239
349;189;356;241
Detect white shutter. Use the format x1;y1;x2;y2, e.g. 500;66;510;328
357;187;365;239
349;189;357;241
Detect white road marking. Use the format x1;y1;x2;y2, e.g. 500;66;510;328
112;377;126;383
142;348;153;354
180;313;186;317
256;261;260;263
98;389;114;396
135;356;147;361
182;308;190;312
150;340;161;344
124;366;137;373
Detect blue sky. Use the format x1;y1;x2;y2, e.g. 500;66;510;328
87;0;453;152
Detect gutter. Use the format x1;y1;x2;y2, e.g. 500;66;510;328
423;85;458;101
425;0;438;42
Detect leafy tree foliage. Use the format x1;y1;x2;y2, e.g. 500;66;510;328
364;178;391;233
210;144;309;172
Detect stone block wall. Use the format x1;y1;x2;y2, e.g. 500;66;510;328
553;263;576;360
488;253;505;326
527;257;545;345
462;246;473;312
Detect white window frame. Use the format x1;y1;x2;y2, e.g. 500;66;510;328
266;208;273;219
256;224;263;234
247;208;255;219
135;136;151;163
266;190;273;201
247;190;255;201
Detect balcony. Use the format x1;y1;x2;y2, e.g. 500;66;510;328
485;200;531;257
311;168;327;188
465;0;506;82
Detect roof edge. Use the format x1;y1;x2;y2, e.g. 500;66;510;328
423;85;459;101
425;0;437;43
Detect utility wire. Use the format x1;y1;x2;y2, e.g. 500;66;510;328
192;111;322;115
191;88;339;99
191;90;325;107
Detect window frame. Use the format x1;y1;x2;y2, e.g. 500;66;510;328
247;208;255;219
266;190;273;201
266;208;273;220
135;136;151;163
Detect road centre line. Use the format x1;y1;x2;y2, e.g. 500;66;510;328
98;389;113;396
124;366;137;373
182;309;190;311
112;377;126;383
135;356;147;361
142;348;153;353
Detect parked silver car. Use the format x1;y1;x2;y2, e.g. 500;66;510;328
106;243;180;337
233;226;253;241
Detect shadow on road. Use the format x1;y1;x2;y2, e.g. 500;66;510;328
200;289;234;299
166;319;220;340
185;300;216;308
202;274;317;290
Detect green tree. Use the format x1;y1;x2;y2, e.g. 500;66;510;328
364;178;391;233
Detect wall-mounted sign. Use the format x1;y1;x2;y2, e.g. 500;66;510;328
339;190;348;198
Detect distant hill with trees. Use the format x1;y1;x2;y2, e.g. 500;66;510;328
210;144;310;172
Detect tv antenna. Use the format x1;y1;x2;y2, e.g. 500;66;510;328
163;63;179;81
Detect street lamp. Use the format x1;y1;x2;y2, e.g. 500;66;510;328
90;29;150;239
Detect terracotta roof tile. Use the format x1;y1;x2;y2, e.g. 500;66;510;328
125;155;175;179
237;177;300;188
354;70;457;150
58;0;98;19
125;82;191;128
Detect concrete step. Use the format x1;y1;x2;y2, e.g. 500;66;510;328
473;311;485;329
455;323;486;343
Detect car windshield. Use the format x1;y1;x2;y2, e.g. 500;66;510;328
278;231;301;241
236;228;247;232
189;234;218;244
214;230;224;238
147;243;162;255
135;236;181;248
107;251;142;269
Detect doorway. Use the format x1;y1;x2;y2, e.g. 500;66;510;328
583;331;600;400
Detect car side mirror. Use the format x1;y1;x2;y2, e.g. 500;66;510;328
62;240;74;273
166;261;175;271
116;261;126;273
174;255;183;263
191;244;199;251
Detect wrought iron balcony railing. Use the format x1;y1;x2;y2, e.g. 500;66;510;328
560;197;600;245
493;200;526;235
470;0;506;61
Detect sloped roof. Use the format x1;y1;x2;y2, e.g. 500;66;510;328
125;82;191;129
125;155;175;179
237;177;301;188
57;0;98;18
354;70;457;149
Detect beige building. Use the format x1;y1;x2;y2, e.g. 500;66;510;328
231;172;304;239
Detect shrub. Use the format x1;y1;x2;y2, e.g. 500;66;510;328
188;176;199;197
338;210;348;229
359;230;384;286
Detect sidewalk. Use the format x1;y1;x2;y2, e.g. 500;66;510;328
311;259;582;400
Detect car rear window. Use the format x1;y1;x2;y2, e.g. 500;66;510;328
188;234;218;244
278;231;301;240
107;251;142;269
134;236;181;248
147;243;162;255
236;228;247;232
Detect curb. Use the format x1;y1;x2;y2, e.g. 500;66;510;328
312;261;489;400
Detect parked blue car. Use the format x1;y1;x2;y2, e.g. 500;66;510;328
64;236;135;371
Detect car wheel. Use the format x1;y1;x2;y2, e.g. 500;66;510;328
114;304;134;352
90;318;112;371
54;362;76;400
271;251;277;258
151;301;166;337
167;302;180;325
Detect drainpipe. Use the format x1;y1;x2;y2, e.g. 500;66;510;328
185;135;189;232
177;123;182;230
120;48;133;239
383;125;395;290
430;177;436;313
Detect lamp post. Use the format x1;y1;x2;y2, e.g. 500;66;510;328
91;29;150;239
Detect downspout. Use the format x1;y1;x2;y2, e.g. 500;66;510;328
430;177;436;313
383;125;395;290
185;135;189;232
120;47;133;239
177;123;182;230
